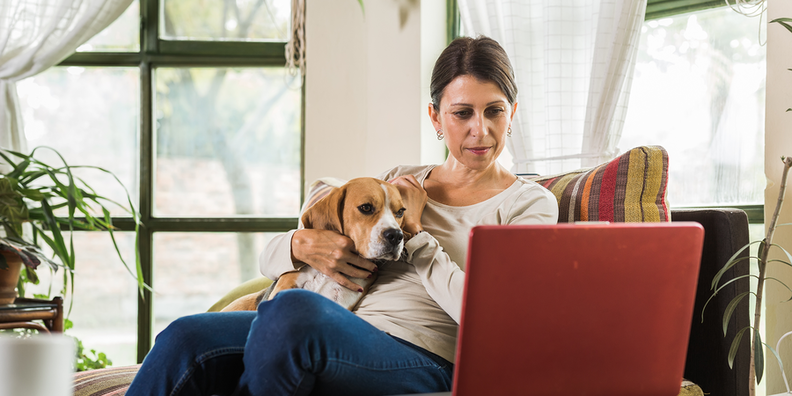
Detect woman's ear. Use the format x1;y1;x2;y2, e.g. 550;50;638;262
428;102;442;131
510;102;518;123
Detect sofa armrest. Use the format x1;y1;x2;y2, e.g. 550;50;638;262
672;208;750;396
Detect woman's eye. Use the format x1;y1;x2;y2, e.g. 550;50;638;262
454;110;472;118
358;204;374;214
395;208;405;218
486;107;505;116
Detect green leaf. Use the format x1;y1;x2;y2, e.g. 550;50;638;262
701;274;758;321
759;239;766;261
771;18;792;35
764;276;792;301
729;327;750;368
755;330;765;384
724;291;752;335
19;188;45;201
357;0;365;15
712;242;761;289
770;244;792;266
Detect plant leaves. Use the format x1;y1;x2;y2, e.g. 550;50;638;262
755;329;765;384
701;274;758;321
765;276;792;301
771;18;792;35
763;342;785;385
712;242;762;289
724;291;752;336
759;239;766;261
729;327;750;369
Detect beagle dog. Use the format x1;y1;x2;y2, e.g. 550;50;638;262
222;177;407;312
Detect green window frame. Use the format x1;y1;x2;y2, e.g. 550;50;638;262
58;0;303;362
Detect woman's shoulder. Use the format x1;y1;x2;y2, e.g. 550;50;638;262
376;164;436;182
504;177;559;218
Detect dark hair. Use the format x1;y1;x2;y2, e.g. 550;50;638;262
430;36;517;111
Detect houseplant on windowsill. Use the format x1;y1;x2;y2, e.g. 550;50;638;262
0;146;147;309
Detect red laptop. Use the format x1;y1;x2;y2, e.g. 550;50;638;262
450;222;704;396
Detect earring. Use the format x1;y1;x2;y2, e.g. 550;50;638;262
436;129;444;140
507;127;512;137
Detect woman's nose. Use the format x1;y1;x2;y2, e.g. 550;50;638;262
470;114;489;137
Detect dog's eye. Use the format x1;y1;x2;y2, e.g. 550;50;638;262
358;204;374;214
395;208;405;218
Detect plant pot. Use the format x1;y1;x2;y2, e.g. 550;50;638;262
0;251;23;305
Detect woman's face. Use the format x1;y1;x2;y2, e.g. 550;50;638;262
429;75;516;172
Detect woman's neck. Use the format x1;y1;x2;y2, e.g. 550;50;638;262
431;158;514;189
423;158;517;206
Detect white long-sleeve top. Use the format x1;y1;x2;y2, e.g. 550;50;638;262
259;164;558;362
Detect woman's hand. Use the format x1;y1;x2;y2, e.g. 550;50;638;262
290;228;377;292
389;175;428;236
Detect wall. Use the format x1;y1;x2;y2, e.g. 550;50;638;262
764;1;792;394
303;0;447;185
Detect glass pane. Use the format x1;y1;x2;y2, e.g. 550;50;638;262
152;232;279;336
621;7;766;206
23;232;139;367
154;67;302;217
161;0;290;41
16;67;141;217
77;0;140;52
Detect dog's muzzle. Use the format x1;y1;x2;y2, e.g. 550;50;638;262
374;227;405;260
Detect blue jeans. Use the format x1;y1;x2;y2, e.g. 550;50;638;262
126;289;454;396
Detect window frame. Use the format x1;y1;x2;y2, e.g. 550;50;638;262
57;0;304;362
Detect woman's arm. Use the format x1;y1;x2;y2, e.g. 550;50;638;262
259;224;378;292
406;184;559;323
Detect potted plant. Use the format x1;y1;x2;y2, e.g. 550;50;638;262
705;155;792;396
0;146;146;307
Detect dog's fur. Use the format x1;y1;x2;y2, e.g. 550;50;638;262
221;177;406;312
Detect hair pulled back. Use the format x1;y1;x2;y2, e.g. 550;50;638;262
430;36;517;111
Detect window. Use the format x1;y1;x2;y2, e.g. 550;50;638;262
621;5;766;211
16;0;302;365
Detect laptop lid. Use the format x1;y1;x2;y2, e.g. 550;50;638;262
452;222;704;396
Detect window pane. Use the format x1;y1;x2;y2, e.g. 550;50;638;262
16;67;141;216
24;233;139;367
77;0;140;52
154;67;302;217
621;7;766;206
152;232;279;335
161;0;290;41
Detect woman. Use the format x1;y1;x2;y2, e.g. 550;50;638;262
126;36;558;396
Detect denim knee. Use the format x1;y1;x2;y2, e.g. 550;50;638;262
255;289;351;345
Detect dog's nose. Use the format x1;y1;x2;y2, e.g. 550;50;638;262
383;228;403;246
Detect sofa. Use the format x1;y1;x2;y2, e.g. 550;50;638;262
73;146;751;396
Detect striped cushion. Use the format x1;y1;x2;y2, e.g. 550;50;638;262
73;364;140;396
530;146;670;223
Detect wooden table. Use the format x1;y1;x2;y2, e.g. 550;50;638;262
0;297;64;333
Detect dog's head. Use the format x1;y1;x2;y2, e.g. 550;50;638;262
301;177;407;261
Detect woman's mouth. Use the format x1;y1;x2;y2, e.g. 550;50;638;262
467;147;491;155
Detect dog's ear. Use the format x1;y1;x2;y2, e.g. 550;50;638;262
301;185;346;233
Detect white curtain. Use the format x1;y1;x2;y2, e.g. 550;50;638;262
458;0;647;175
0;0;133;154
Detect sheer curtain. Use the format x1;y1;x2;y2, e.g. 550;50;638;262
0;0;133;154
458;0;646;174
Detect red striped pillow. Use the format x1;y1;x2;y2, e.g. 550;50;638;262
530;146;670;223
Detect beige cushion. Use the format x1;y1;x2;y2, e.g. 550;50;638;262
206;276;273;312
